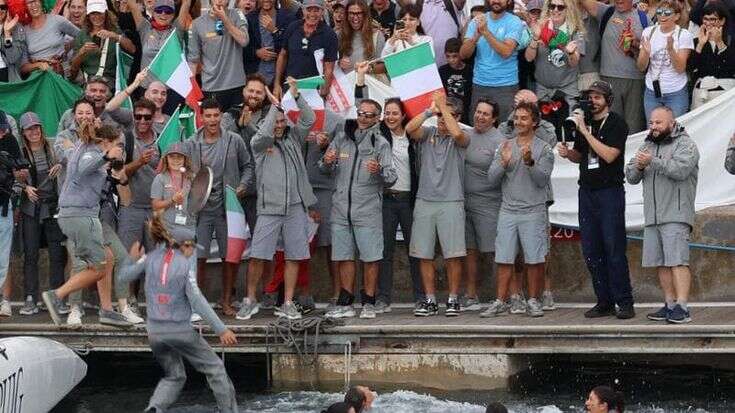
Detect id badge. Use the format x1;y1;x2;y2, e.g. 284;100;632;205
175;212;187;225
588;152;600;170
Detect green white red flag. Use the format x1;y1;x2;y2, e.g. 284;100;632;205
224;185;249;263
383;41;444;118
281;75;325;131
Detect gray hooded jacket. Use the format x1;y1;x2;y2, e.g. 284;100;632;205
251;94;317;215
57;142;108;218
319;121;397;227
625;125;699;227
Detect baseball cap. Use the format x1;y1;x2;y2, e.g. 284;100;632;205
19;112;42;130
583;80;614;98
526;0;543;11
86;0;108;14
164;142;188;157
302;0;325;8
154;0;175;11
169;224;196;244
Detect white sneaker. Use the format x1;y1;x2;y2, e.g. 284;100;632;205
121;306;145;324
359;304;377;319
190;313;203;322
67;304;83;326
0;298;12;317
325;305;356;319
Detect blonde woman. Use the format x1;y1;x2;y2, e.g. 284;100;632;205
525;0;586;106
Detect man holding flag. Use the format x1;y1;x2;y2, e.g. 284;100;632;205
236;77;319;321
183;98;253;317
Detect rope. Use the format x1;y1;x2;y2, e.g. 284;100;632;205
264;315;344;368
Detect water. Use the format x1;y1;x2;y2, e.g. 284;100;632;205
52;354;735;412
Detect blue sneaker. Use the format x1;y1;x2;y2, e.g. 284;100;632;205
646;305;670;321
667;304;691;324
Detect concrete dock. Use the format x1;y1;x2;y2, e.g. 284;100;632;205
3;304;735;390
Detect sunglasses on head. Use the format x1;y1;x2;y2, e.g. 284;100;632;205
357;110;377;118
154;6;174;14
548;4;566;11
655;7;675;16
134;113;153;121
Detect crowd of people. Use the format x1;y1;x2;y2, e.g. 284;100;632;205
0;0;732;337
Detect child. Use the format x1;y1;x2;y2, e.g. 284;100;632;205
438;38;473;124
120;214;239;413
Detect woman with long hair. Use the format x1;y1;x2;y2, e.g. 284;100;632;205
19;0;80;76
585;385;624;413
524;0;586;107
380;4;432;56
119;212;238;413
637;0;694;122
70;0;136;83
337;0;385;73
17;112;68;316
375;97;422;312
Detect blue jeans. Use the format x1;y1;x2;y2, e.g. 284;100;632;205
578;186;634;308
0;201;13;292
643;85;690;124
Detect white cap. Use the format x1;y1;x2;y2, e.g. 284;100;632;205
87;0;108;14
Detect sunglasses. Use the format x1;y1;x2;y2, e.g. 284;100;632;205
548;4;566;11
0;5;7;10
437;112;459;118
154;6;174;14
655;7;675;16
134;114;153;121
357;111;377;118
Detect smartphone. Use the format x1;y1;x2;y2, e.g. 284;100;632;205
395;20;405;30
652;79;662;98
93;35;102;47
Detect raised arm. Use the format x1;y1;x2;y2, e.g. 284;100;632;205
126;0;145;30
107;68;148;112
434;93;469;147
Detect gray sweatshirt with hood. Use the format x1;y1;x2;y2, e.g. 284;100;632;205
251;94;317;215
57;142;108;218
625;124;699;228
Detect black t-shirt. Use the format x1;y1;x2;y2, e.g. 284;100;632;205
573;111;628;189
438;63;473;124
371;2;398;38
283;20;338;80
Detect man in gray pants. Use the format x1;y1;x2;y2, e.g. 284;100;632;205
626;106;699;324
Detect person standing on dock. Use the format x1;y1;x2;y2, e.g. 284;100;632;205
557;80;636;320
626;106;699;324
485;101;554;318
405;92;469;317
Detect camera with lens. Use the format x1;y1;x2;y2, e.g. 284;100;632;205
563;97;593;135
0;150;30;197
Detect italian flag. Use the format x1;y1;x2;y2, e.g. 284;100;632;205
383;42;444;119
281;75;325;131
148;31;203;120
224;185;249;264
115;45;134;110
157;106;183;154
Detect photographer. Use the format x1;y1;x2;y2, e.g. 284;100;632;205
557;80;635;320
0;111;25;317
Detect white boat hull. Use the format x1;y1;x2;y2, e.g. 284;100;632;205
0;336;87;413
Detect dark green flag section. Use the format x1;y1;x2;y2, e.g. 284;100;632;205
0;71;82;137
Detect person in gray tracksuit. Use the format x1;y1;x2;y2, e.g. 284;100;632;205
182;99;254;317
726;133;735;175
119;216;238;413
236;78;318;321
626;106;699;324
320;61;397;320
499;89;558;313
484;101;555;318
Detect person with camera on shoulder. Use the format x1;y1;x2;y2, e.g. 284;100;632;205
557;80;635;320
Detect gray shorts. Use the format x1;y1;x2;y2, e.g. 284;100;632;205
409;199;466;260
117;206;154;251
313;188;333;247
495;210;548;265
250;206;311;261
332;223;383;262
58;216;107;273
465;195;501;253
642;223;691;267
196;209;227;259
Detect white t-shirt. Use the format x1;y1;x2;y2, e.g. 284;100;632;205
643;25;694;93
390;132;411;192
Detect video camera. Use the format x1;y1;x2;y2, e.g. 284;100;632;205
0;151;30;172
562;97;593;140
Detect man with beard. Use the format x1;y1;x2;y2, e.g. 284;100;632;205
405;93;469;317
105;69;171;135
183;99;253;317
626;106;699;324
460;0;524;120
57;76;133;132
558;80;635;319
485;102;554;317
321;62;397;319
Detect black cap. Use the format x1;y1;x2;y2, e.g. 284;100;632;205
583;80;613;98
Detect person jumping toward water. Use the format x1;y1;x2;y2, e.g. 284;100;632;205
119;212;239;413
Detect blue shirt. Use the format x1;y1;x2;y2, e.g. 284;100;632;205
464;12;523;87
283;20;338;81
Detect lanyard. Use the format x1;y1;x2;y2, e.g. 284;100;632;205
160;249;175;286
